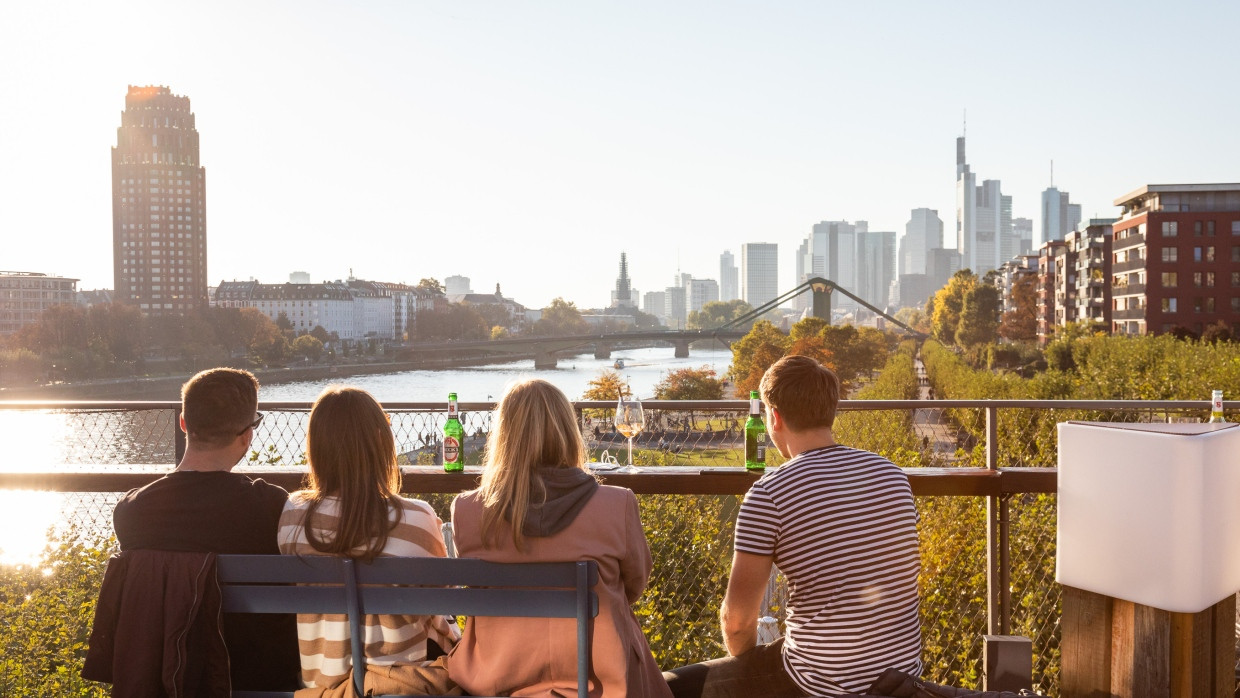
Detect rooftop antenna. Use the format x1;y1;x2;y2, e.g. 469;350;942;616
963;109;967;138
1050;160;1054;188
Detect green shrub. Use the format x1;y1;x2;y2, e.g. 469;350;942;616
0;534;114;697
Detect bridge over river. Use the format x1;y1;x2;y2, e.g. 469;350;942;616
395;329;748;369
393;276;926;369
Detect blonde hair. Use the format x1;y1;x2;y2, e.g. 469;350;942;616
478;379;587;550
300;386;402;562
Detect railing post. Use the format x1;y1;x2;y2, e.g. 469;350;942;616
985;405;1010;636
174;407;186;464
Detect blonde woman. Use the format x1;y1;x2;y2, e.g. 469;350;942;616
448;378;672;698
278;386;459;693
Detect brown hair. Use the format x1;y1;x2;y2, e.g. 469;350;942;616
299;386;401;562
759;355;840;431
181;368;259;448
477;379;588;551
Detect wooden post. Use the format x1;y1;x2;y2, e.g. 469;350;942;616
1062;585;1235;698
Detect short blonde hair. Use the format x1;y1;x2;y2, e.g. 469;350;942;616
477;379;587;551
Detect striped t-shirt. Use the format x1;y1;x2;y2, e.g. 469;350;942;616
277;493;461;689
734;445;922;696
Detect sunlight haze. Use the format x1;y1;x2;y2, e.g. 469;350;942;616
2;0;1237;308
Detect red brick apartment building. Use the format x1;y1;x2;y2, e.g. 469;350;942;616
1111;184;1240;336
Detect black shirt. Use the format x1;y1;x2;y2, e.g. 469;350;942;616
114;470;300;691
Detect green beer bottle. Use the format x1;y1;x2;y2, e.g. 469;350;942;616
443;392;465;472
1209;389;1226;423
744;390;766;471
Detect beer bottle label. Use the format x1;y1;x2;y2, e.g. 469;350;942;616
443;436;461;463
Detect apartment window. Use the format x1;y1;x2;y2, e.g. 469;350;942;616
1162;247;1178;262
1206;221;1216;236
1207;246;1216;262
1206;297;1216;312
1195;247;1203;262
1163;221;1178;236
1194;272;1203;288
1162;272;1178;287
1233;221;1240;235
1233;298;1240;312
1233;246;1240;262
1162;298;1178;312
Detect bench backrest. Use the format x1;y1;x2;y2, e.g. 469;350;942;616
216;555;599;698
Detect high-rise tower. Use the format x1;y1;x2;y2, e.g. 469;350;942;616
719;251;739;301
611;252;635;308
112;85;208;313
740;243;778;309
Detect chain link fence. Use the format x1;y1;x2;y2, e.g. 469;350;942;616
3;399;1230;696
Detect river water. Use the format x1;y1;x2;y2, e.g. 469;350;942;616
259;346;734;403
0;346;735;565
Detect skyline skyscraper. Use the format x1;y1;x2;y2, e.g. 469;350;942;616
740;242;778;309
857;229;897;310
955;135;977;270
1013;217;1034;256
1041;187;1082;246
900;208;943;276
956;135;1016;275
112;85;207;313
719;251;739;302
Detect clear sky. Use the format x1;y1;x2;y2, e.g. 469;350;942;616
3;0;1238;310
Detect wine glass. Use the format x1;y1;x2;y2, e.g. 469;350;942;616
614;396;645;473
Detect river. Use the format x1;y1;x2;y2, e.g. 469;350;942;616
259;346;734;403
0;346;735;565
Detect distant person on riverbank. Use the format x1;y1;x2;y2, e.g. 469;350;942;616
664;356;921;697
278;386;459;693
449;378;673;698
86;368;299;692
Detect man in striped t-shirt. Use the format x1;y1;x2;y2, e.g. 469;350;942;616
666;356;922;697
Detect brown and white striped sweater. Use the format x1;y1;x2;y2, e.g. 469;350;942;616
277;493;461;689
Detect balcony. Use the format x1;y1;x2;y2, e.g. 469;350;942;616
4;399;1240;696
1112;232;1146;251
1112;308;1146;320
1112;259;1146;273
1114;282;1146;296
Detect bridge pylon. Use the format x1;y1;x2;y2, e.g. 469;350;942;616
811;280;832;321
534;348;557;370
594;342;612;360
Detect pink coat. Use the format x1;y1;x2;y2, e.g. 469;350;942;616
448;485;673;698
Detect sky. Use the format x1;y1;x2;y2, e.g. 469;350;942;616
3;0;1239;310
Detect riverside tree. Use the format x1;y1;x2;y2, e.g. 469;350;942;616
653;366;725;400
534;298;589;336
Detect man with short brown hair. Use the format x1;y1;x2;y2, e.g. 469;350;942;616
109;368;299;690
666;355;922;697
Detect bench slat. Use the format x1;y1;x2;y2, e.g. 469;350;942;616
359;587;597;618
221;585;348;614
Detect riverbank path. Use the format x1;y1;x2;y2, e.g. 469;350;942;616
912;356;962;461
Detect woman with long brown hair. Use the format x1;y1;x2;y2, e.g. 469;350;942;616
277;386;458;692
448;378;672;698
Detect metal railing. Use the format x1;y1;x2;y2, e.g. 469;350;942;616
0;398;1229;695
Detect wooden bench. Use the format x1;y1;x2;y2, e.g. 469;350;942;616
216;555;599;698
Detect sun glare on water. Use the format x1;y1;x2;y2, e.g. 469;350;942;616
0;411;91;566
0;491;65;567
